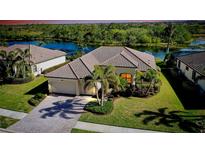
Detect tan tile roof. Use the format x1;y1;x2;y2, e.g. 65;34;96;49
0;44;66;64
46;46;157;79
177;51;205;76
46;64;77;79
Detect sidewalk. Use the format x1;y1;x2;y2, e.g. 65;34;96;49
74;121;160;133
0;108;27;119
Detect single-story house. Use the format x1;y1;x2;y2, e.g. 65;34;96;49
46;46;157;95
176;51;205;93
0;44;67;76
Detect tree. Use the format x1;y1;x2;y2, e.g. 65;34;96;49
0;48;34;82
14;48;33;78
164;24;175;55
0;50;19;81
93;65;118;106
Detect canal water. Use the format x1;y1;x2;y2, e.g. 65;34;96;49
7;38;205;60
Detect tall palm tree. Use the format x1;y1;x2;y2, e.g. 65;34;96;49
84;74;101;105
94;65;118;106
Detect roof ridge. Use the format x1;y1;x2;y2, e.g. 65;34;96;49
68;64;79;79
124;47;153;69
79;57;93;74
120;51;138;67
101;51;123;65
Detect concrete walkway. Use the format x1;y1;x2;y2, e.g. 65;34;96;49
74;121;160;133
0;108;27;119
8;95;94;133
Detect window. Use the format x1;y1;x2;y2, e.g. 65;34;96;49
186;66;189;71
120;73;132;83
192;71;196;81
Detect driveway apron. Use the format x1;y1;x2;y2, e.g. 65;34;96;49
8;95;91;133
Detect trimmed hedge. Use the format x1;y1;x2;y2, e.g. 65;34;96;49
28;93;46;106
84;101;113;115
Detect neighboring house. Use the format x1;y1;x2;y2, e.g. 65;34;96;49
176;51;205;93
0;44;67;76
46;46;157;95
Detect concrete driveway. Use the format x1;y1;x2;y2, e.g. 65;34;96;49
8;95;93;133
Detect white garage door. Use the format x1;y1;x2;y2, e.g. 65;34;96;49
49;78;77;95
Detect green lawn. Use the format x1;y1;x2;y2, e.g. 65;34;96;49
0;116;18;128
0;76;47;113
71;128;98;133
80;73;205;132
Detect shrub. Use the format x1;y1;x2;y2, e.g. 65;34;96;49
84;101;113;115
5;75;34;84
28;93;46;106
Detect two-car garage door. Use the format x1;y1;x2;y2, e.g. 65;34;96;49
48;78;77;95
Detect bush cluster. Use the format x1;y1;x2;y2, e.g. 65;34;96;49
28;93;46;106
84;101;113;115
4;75;34;84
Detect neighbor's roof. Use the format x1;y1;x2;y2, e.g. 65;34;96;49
46;46;157;79
0;44;66;64
177;51;205;76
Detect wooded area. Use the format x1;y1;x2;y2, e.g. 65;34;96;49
0;22;203;47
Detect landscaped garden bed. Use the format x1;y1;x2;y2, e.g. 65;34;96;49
84;100;113;115
28;93;46;106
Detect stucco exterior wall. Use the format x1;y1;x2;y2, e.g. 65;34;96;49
177;60;200;82
33;56;66;76
177;59;205;91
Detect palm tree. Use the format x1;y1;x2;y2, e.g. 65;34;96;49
84;74;101;105
165;24;175;54
14;48;33;78
0;50;19;80
94;65;118;106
